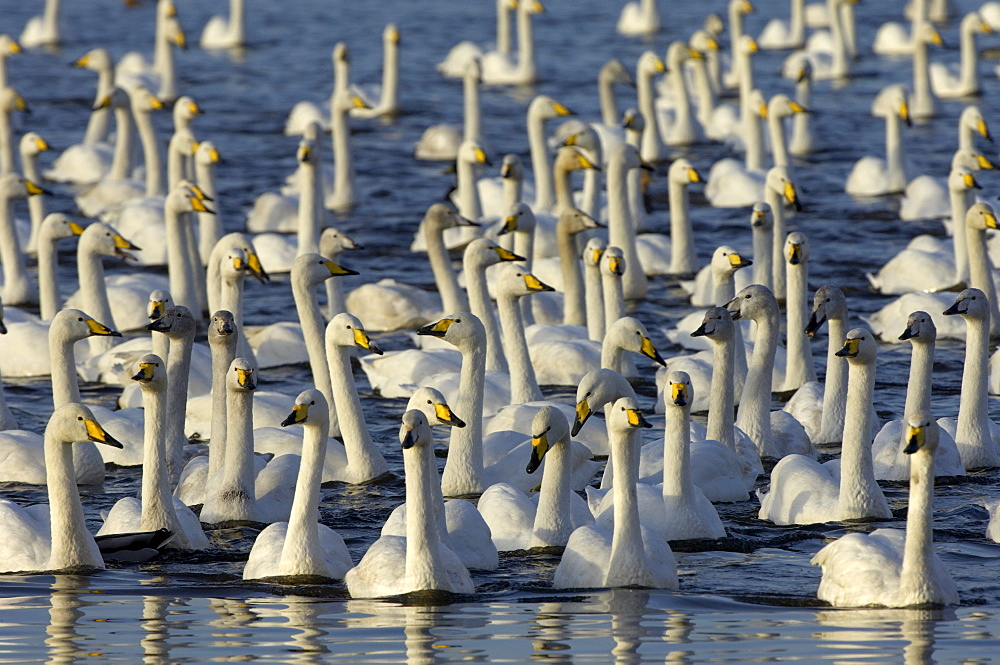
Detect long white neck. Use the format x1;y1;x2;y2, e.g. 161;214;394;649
0;109;13;175
768;112;790;169
108;106;134;181
912;37;933;119
765;189;788;301
885;113;907;192
166;134;188;192
552;158;575;216
466;262;508;373
164;333;193;484
280;416;328;576
37;229;62;320
0;195;33;306
165;203;199;314
497;291;542;404
691;58;716;130
898;445;938;604
585;261;605;341
959;21;980;93
514;231;536;326
443;337;487;495
42;0;62;43
228;0;246;45
605;426;654;587
816;316;848;442
829;0;849;79
599;69;619;127
78;247;117;355
668;66;696;144
707;335;736;451
955;314;992;461
752;226;773;290
515;7;536;81
783;261;817;390
668;180;696;274
951;182;970;283
293;277;338;436
457;158;483;220
22;154;45;253
790;76;812;156
557;228;586;326
155;32;177;103
602;278;625;352
530;438;573;547
743;106;764;172
50;336;81;409
713;272;748;384
425;226;468;314
83;67;115;146
627;158;647;232
463;67;481;142
965;224;1000;336
135;110;163;197
331;103;354;209
502;175;522;213
323;250;346;320
327;342;388;482
528;112;554;212
736;307;777;456
607;158;646;300
638;72;663;163
836;358;889;520
728;6;746;84
139;380;182;539
662;402;700;523
904;340;933;419
496;0;512;54
46;436;102;570
216;387;256;521
404;442;447;591
207;336;236;479
195;161;222;265
297;160;320;255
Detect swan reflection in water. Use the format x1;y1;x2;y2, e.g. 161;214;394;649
815;607;957;665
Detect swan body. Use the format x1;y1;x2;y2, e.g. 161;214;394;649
845;85;911;197
930;12;990;99
200;0;245;49
0;404;121;573
812;416;959;608
758;329;892;525
554;397;677;590
617;0;660;36
758;0;805;50
244;391;354;580
437;0;516;78
350;24;401;119
19;0;61;48
345;410;475;597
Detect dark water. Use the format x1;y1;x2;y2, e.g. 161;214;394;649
3;0;1000;661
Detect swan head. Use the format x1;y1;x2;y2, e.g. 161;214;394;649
959;106;991;142
601;246;626;277
53;309;121;342
498;263;554;298
806;285;846;337
664;371;692;408
526;405;569;474
50;403;122;450
785;232;809;266
384;24;400;45
131;353;165;389
499;202;536;236
281;389;329;428
94;86;130;112
228;358;256;393
296;137;317;165
948;166;981;194
399;409;432;450
416;313;485;350
129;87;165;114
320;227;363;254
19;132;48;158
609;397;653;433
665;41;698;68
607;317;666;366
965;202;998;231
622;108;644;136
557;207;602;236
407;387;465;428
0;173;49;200
689;30;719;58
750;202;772;230
573;368;635;436
914;21;944;48
899;310;935;343
583;237;606;268
146;306;195;340
726;284;778;323
293;252;359;287
748;89;767;120
40;212;85;242
464;56;482;84
903;414;940;455
209;310;236;338
557;122;601;158
328;313;382;355
500;154;523;182
72;48;110;73
835;328;877;364
943;288;989;320
0;87;27;114
765;167;800;210
691;306;734;341
458;139;490;167
767;94;807;119
520;0;544;15
704;12;724;36
871;84;910;124
951;148;995;172
601;58;635;87
174;96;202;125
147;290;172;321
637;50;665;78
668;158;701;186
464;238;524;269
196;140;221;166
164;16;186;50
736;35;759;57
333;42;349;66
424;202;477;230
0;35;21;57
529;95;573;121
711;246;752;277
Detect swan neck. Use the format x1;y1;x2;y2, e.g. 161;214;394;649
164;333;193;484
497;292;541;404
404;443;445;589
218;387;256;518
817;317;849;442
443;336;487;495
516;6;535;79
207;337;237;479
557;228;585;326
959;23;979;90
463;70;481;141
768;112;789;168
607;426;653;586
766;189;788;300
956;314;990;444
837;359;885;519
606;155;646;300
135;109;164;197
228;0;246;44
327;340;387;482
783;261;817;388
707;335;736;450
496;0;512;54
662;406;695;498
905;340;933;419
195;162;222;264
281;418;326;573
109;106;134;181
297;159;320;254
965;225;1000;332
293;275;336;434
165;202;199;313
531;437;573;547
332;103;354;206
885;113;905;191
77;244;115;336
38;230;60;320
735;306;778;454
668;180;695;274
139;381;177;533
585;262;605;341
900;446;936;601
599;69;618;127
0;195;30;305
457;158;483;220
46;436;99;570
465;261;507;373
425;225;468;313
528;111;554;211
751;225;773;290
602;275;625;343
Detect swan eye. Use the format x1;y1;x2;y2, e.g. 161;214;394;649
310;400;315;405
346;325;352;329
427;399;432;404
745;294;751;299
77;416;83;421
78;317;83;321
455;318;462;323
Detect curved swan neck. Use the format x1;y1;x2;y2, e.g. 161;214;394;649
443;337;487;495
965;224;1000;335
599;69;619;127
668;179;696;274
83;69;114;146
280;417;327;574
531;437;573;547
708;335;736;450
293;276;337;436
637;71;663;162
465;262;508;373
327;341;387;482
736;307;778;454
768;112;790;169
47;434;100;570
425;225;468;313
108;106;134;181
78;245;116;353
497;291;542;404
50;336;81;408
